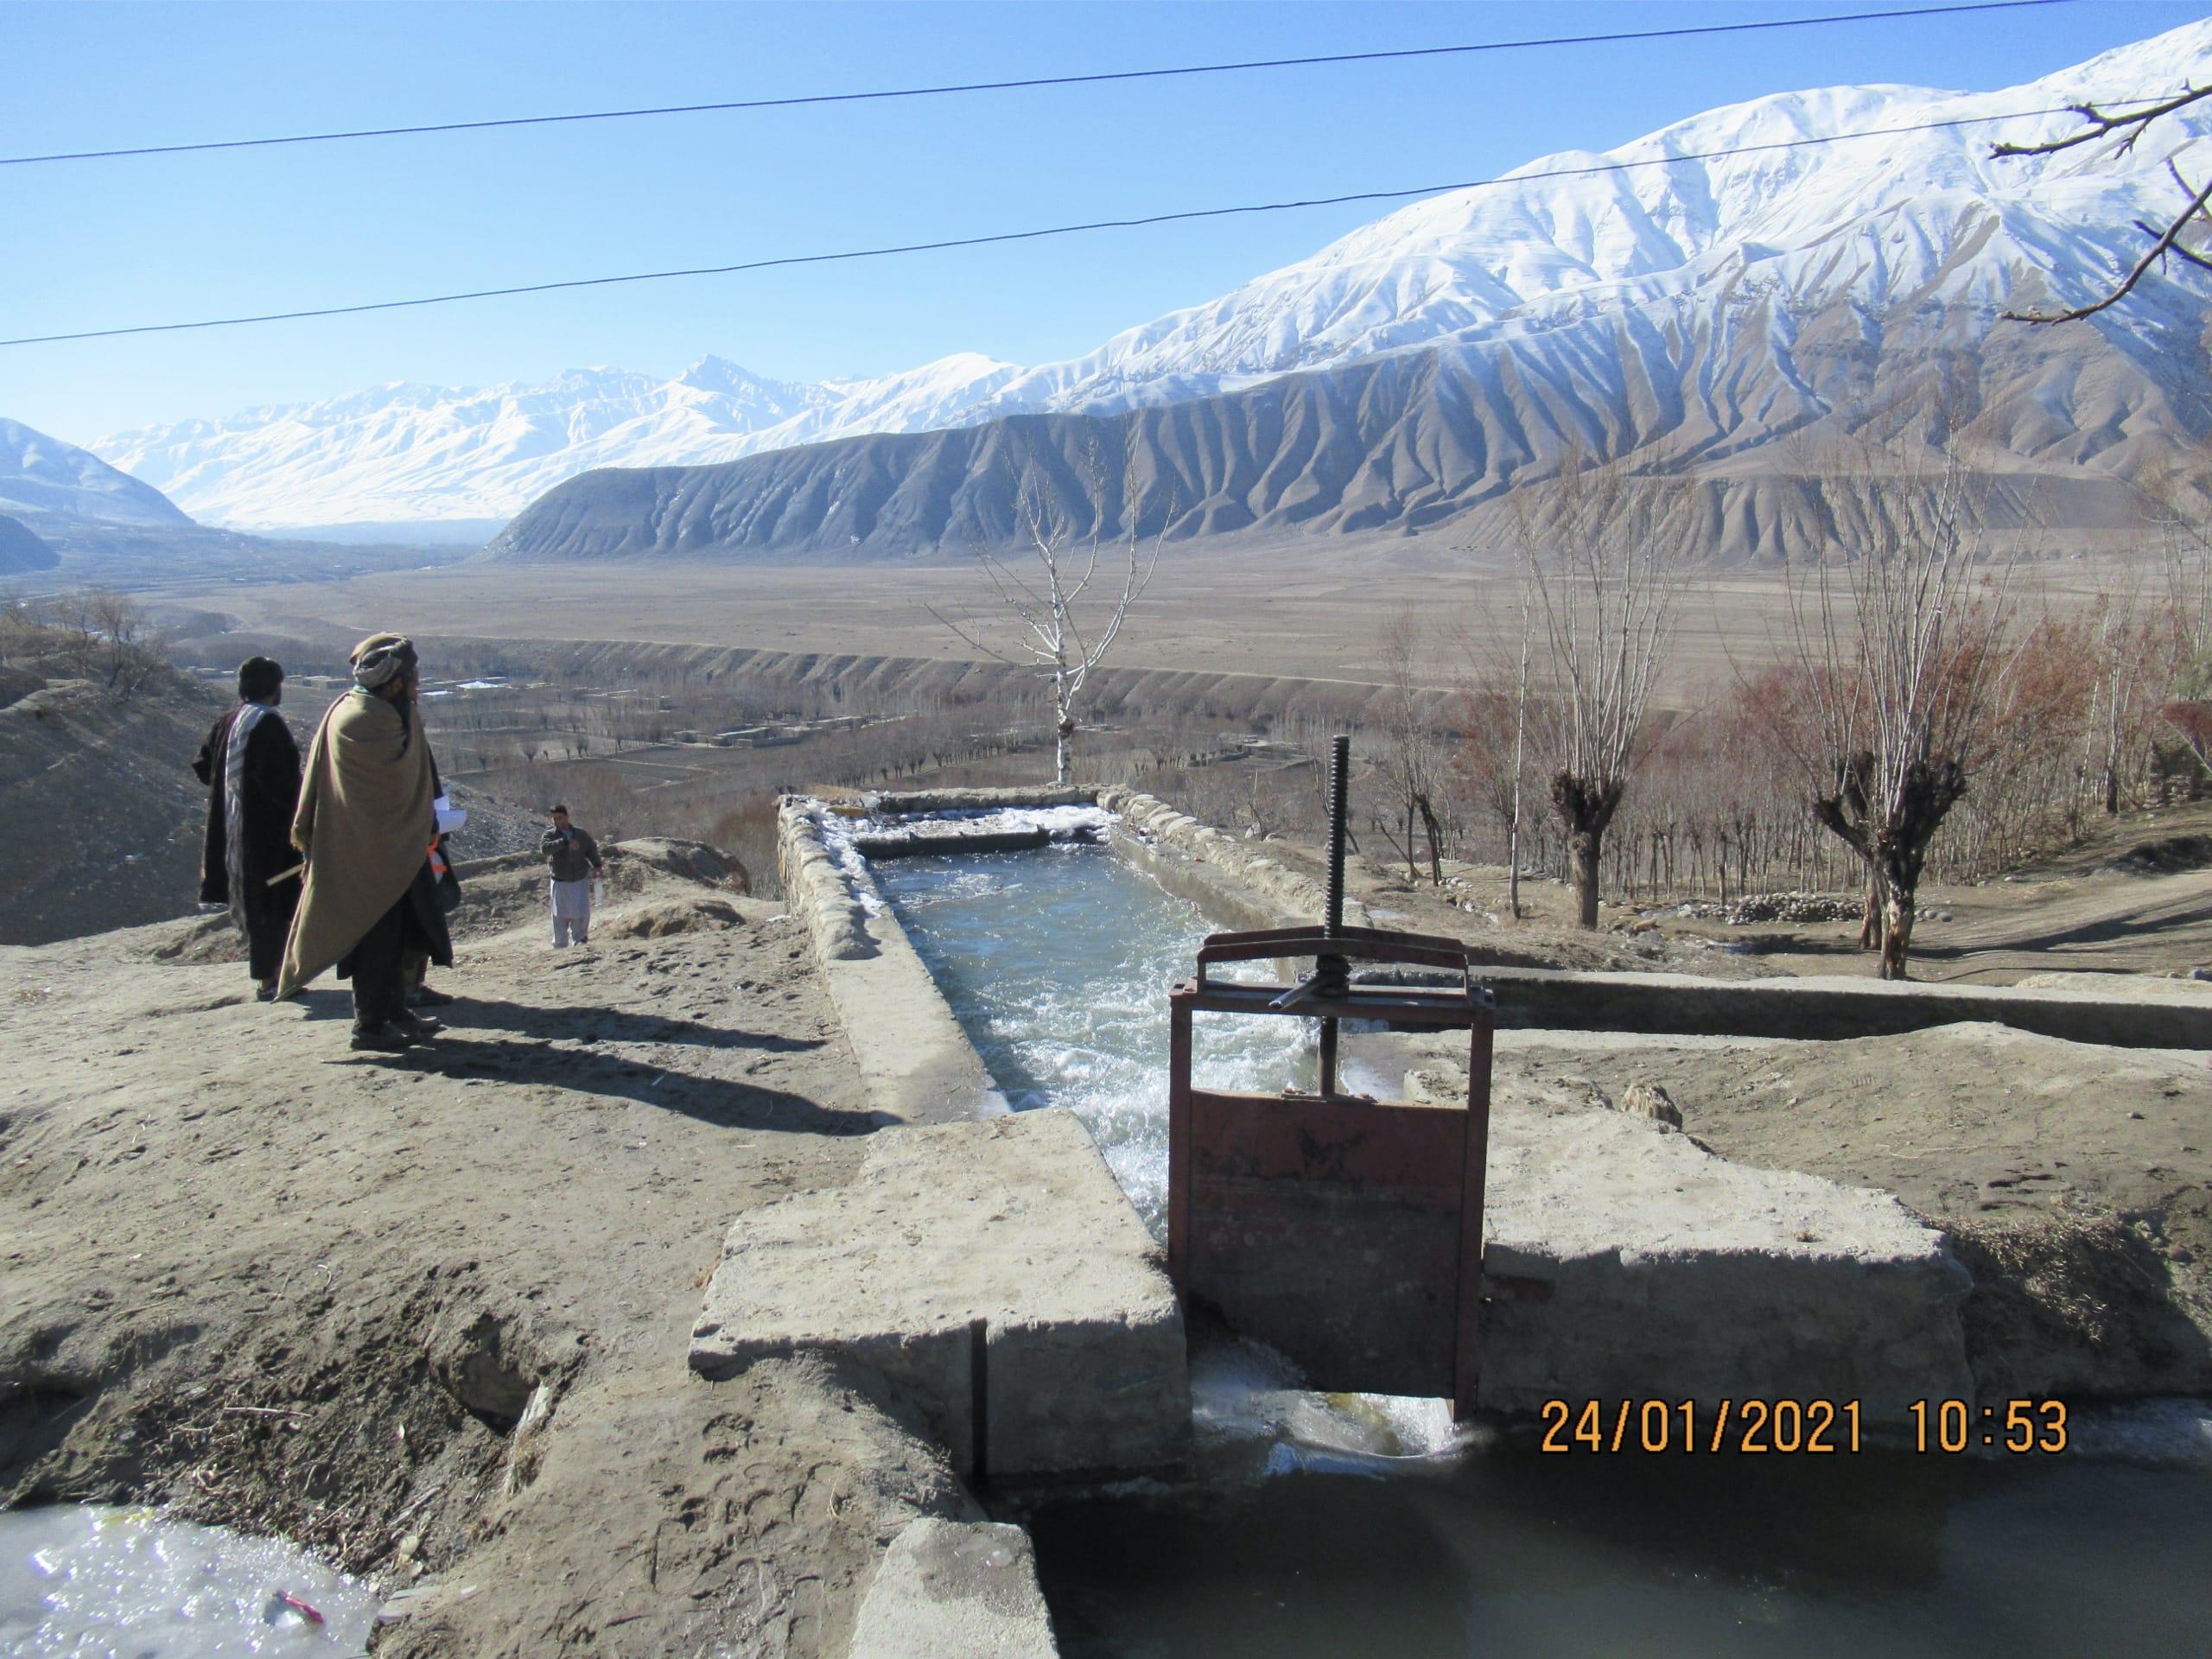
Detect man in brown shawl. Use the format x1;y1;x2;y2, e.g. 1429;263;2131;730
192;655;301;1001
277;633;454;1051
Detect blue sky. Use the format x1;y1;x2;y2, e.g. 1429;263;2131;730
3;0;2201;444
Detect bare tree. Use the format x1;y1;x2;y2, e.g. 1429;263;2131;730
2130;451;2212;779
1994;86;2212;322
2082;581;2162;815
5;586;165;697
929;434;1164;786
1503;566;1535;919
1515;454;1679;929
1779;439;2017;978
1373;609;1447;884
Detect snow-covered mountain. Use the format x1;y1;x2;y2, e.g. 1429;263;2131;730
94;353;1019;530
93;20;2212;531
1;418;193;527
966;24;2212;422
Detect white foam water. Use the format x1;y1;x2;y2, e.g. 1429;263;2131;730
0;1505;378;1656
874;840;1305;1239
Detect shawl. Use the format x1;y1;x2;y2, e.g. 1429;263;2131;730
278;689;436;995
222;702;270;934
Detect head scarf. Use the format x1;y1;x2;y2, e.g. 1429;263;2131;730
350;632;417;690
350;632;420;754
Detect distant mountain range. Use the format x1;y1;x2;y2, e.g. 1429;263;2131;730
91;354;1021;531
68;21;2212;554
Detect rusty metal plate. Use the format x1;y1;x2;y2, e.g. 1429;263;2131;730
1181;1088;1469;1398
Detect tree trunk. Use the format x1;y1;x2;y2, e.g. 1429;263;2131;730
1052;692;1074;788
1859;865;1885;950
1878;877;1915;980
1570;829;1603;929
1415;793;1445;886
1507;817;1522;919
1550;772;1622;931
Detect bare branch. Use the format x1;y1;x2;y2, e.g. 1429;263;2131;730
1995;87;2212;322
1990;86;2212;160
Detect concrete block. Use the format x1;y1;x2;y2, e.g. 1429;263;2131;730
847;1520;1057;1659
1477;1108;1973;1414
691;1111;1189;1477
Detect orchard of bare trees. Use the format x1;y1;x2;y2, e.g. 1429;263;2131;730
1421;438;2212;978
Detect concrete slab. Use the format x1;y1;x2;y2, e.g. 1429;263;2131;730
1471;1104;1973;1414
848;1520;1058;1659
691;1110;1189;1477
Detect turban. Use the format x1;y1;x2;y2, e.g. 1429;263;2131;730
350;632;417;690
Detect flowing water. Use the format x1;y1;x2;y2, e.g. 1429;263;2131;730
0;1504;378;1656
874;838;2212;1659
874;839;1311;1237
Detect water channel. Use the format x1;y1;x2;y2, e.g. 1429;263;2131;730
873;838;2212;1659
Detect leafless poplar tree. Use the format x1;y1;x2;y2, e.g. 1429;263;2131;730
1779;439;2017;978
2126;452;2212;779
2158;495;2212;774
929;434;1165;786
1994;85;2212;322
2082;580;2156;815
1374;609;1447;884
1515;454;1678;929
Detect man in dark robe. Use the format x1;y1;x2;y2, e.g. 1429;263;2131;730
193;656;302;1001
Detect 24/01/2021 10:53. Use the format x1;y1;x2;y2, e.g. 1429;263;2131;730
1535;1398;2070;1453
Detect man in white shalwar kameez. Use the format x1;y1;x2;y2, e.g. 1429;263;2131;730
541;804;603;947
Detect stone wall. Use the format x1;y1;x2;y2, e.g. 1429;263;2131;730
1096;786;1366;933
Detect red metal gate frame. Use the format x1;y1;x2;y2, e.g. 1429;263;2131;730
1168;924;1495;1419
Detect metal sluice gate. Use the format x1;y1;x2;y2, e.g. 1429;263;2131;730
1166;735;1499;1419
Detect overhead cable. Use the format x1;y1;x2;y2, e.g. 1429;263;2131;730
0;99;2174;349
0;0;2077;168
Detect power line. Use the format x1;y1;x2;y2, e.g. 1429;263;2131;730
0;0;2076;168
0;99;2171;350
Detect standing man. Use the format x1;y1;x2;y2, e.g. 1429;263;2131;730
542;805;603;948
191;656;302;1001
277;632;454;1052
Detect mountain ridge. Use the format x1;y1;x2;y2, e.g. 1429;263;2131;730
87;21;2212;535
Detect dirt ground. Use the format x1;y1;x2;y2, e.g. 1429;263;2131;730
1282;800;2212;987
6;762;2212;1655
0;842;978;1657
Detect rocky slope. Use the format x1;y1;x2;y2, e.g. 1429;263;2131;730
0;669;226;945
0;514;58;575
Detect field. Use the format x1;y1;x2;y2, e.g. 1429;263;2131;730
150;537;2158;704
